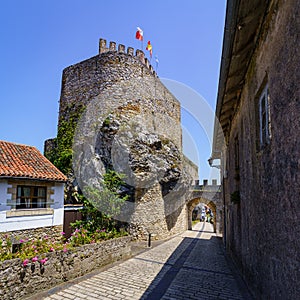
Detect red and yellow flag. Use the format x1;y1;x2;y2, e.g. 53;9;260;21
146;41;153;58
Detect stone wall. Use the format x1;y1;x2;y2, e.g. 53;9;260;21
224;1;300;298
0;236;131;300
183;155;199;183
0;225;63;245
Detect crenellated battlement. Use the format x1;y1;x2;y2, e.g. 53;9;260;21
99;38;156;76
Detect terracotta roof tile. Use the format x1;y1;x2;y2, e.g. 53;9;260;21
0;140;67;182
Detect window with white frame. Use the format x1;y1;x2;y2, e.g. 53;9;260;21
258;84;271;148
16;186;47;209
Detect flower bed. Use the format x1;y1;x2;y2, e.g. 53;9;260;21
0;236;131;300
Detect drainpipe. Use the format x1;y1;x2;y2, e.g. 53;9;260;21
208;153;226;248
220;149;227;250
222;173;227;249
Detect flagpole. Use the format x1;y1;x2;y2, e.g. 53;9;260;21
154;71;156;101
136;27;143;51
154;56;158;101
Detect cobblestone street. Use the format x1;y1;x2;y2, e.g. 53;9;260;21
28;222;253;300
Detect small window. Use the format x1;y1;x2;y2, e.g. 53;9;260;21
16;186;47;209
258;84;271;148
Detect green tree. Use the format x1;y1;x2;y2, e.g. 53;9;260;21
72;170;128;233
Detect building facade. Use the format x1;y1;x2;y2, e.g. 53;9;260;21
211;0;299;298
0;141;67;241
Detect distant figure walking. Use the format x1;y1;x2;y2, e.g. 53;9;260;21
206;210;211;223
201;211;205;222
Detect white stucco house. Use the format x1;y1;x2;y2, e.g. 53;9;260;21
0;140;67;240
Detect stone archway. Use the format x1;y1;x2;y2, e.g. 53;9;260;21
187;197;217;232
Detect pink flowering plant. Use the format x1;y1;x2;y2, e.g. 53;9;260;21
0;234;71;262
68;227;91;247
0;227;126;263
22;258;30;267
68;225;126;247
0;225;126;262
39;257;48;265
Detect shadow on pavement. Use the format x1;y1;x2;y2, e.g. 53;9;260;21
139;226;251;300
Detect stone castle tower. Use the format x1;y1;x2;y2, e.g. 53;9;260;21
46;38;197;239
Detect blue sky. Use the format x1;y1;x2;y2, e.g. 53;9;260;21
0;0;226;183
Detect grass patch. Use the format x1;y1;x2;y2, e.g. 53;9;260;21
192;220;200;226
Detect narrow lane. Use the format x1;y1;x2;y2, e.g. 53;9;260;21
29;222;252;300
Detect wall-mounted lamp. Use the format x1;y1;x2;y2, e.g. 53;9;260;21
208;157;221;169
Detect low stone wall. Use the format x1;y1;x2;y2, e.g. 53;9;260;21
0;236;131;300
0;225;63;244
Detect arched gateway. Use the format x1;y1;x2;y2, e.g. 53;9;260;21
187;185;222;235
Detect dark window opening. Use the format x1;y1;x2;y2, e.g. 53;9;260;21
258;84;271;149
16;186;47;209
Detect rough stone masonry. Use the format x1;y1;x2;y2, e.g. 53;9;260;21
46;39;198;240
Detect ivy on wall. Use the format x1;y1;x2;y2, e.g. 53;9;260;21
45;104;85;175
